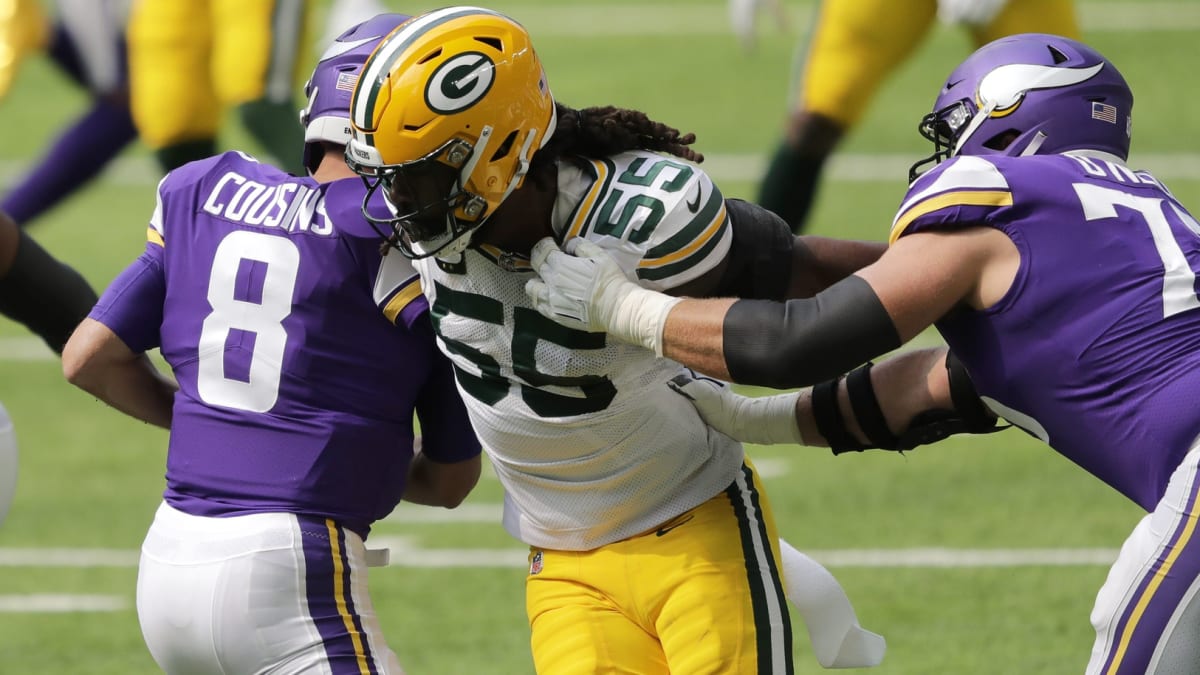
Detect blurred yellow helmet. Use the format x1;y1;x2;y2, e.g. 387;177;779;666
346;6;556;259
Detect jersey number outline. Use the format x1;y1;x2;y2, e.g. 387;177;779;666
592;157;694;243
1074;182;1200;318
431;281;617;417
197;230;299;412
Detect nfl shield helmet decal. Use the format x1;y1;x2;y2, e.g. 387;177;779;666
529;550;544;575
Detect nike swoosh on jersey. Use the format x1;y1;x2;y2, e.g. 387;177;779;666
318;36;382;63
685;182;703;214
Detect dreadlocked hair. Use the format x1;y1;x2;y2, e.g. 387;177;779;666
531;103;704;174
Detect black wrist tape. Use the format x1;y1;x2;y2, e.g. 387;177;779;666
811;376;869;455
845;362;900;449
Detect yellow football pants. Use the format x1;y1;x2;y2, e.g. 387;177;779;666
127;0;310;149
799;0;1080;127
526;463;792;674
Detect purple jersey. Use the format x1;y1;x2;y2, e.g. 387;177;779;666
89;151;480;535
892;153;1200;510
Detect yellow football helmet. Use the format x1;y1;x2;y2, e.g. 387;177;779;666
346;6;556;259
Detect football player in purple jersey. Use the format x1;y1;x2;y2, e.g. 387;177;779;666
62;14;482;674
530;33;1200;673
0;0;138;226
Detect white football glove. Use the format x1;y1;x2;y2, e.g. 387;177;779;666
526;237;680;355
729;0;789;52
667;371;804;445
936;0;1010;26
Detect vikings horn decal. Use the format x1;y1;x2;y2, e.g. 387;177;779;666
425;52;496;114
978;62;1103;114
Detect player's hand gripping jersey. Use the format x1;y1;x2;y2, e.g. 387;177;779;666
892;153;1200;510
89;151;477;535
414;150;742;551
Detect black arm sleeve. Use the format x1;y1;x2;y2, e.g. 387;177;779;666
711;198;794;301
0;229;98;354
722;275;901;389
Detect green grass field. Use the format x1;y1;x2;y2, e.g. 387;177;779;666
1;1;1196;672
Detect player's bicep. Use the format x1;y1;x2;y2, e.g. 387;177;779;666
88;252;166;353
856;230;991;341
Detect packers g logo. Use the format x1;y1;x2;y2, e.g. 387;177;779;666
425;52;495;114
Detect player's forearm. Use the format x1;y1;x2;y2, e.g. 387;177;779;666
402;451;480;508
660;277;902;389
788;236;887;298
659;298;739;379
796;348;950;445
70;355;176;430
62;319;175;429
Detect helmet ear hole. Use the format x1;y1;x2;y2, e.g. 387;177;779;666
983;129;1020;151
490;130;518;161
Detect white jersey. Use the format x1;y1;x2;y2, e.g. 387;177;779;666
414;150;743;551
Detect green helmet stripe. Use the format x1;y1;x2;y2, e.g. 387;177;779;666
351;6;507;133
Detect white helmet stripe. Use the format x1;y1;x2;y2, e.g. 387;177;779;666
352;6;507;132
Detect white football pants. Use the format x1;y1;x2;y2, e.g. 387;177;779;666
137;501;404;675
1087;440;1200;674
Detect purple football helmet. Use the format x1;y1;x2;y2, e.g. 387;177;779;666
910;33;1134;182
299;13;411;175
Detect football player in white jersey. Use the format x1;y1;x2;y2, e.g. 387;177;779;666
527;31;1200;675
343;6;997;672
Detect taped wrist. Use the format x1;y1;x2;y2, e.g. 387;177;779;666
0;229;98;354
733;391;805;445
606;282;681;357
811;374;865;454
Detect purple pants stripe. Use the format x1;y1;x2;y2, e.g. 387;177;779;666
300;516;379;675
1100;463;1200;674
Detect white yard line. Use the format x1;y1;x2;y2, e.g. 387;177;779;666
0;542;1117;614
0;541;1118;569
0;594;128;612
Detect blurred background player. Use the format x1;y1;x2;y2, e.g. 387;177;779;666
0;0;391;224
0;0;137;226
738;0;1079;232
127;0;391;175
62;14;483;673
126;0;313;174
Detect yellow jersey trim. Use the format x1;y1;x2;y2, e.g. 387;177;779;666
382;280;424;325
889;190;1013;244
